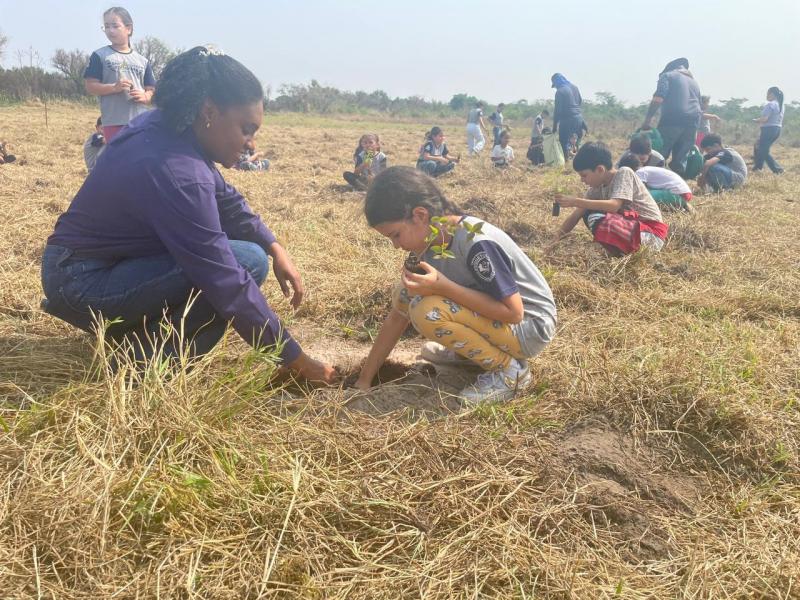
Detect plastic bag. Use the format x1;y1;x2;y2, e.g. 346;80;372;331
542;133;565;167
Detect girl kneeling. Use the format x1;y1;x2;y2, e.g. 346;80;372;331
354;167;557;404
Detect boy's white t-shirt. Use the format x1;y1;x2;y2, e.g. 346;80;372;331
491;144;514;163
635;166;691;195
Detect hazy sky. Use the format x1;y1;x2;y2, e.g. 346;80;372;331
1;0;797;107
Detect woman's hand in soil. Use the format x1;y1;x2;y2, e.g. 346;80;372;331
402;261;448;297
270;243;304;309
288;353;338;385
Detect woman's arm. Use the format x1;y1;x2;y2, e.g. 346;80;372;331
354;308;410;390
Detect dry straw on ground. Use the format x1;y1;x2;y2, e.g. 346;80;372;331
1;102;799;598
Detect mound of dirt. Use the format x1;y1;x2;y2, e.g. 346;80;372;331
542;418;704;562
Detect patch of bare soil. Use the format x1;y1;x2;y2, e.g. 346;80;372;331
542;418;704;562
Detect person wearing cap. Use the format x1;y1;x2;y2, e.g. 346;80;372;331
551;73;585;159
641;58;702;177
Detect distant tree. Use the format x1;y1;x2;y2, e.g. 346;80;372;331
449;93;479;112
0;29;8;64
133;36;178;80
51;49;89;95
595;91;622;108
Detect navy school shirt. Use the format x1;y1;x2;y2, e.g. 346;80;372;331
418;141;448;161
47;109;301;363
423;216;557;340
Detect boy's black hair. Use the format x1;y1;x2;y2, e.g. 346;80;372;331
618;153;641;171
364;166;462;227
700;133;722;148
153;46;264;134
629;133;652;155
573;142;613;171
96;116;102;126
497;103;505;110
541;109;550;116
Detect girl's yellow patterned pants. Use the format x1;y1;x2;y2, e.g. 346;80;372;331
393;286;523;371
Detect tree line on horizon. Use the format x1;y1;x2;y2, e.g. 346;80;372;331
0;29;795;144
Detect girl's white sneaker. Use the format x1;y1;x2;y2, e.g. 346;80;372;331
460;359;531;405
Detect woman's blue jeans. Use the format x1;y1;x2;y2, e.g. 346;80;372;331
41;241;269;362
754;126;783;173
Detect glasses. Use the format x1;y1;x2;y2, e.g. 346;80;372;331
101;24;127;32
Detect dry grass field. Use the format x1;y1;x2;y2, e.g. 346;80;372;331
1;101;799;598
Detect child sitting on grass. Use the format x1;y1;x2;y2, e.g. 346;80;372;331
343;133;387;190
490;130;515;168
698;134;747;193
354;166;556;404
83;117;106;171
416;127;459;178
617;133;665;168
234;147;270;171
618;154;693;211
552;142;668;256
0;141;16;165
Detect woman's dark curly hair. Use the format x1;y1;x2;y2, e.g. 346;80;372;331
153;46;264;133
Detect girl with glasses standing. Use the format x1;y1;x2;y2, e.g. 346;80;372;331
84;7;156;142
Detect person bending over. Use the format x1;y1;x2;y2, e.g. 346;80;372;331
42;46;336;383
551;142;668;256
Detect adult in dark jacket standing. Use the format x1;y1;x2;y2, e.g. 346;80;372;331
642;58;701;177
551;73;585;158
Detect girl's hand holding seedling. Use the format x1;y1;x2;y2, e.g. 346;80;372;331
402;261;448;297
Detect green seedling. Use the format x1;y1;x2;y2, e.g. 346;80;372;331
404;217;484;272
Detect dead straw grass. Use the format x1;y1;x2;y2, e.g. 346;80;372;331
1;102;799;598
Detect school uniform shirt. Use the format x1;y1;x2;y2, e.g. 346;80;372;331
617;149;666;168
48;109;300;363
467;108;483;124
704;147;748;187
586;167;664;223
355;150;387;177
418;141;449;160
760;100;784;128
423;216;556;356
635;166;691;195
489;111;504;127
84;46;156;127
490;144;514;165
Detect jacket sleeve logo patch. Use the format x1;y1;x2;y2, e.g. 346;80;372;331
470;251;495;282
